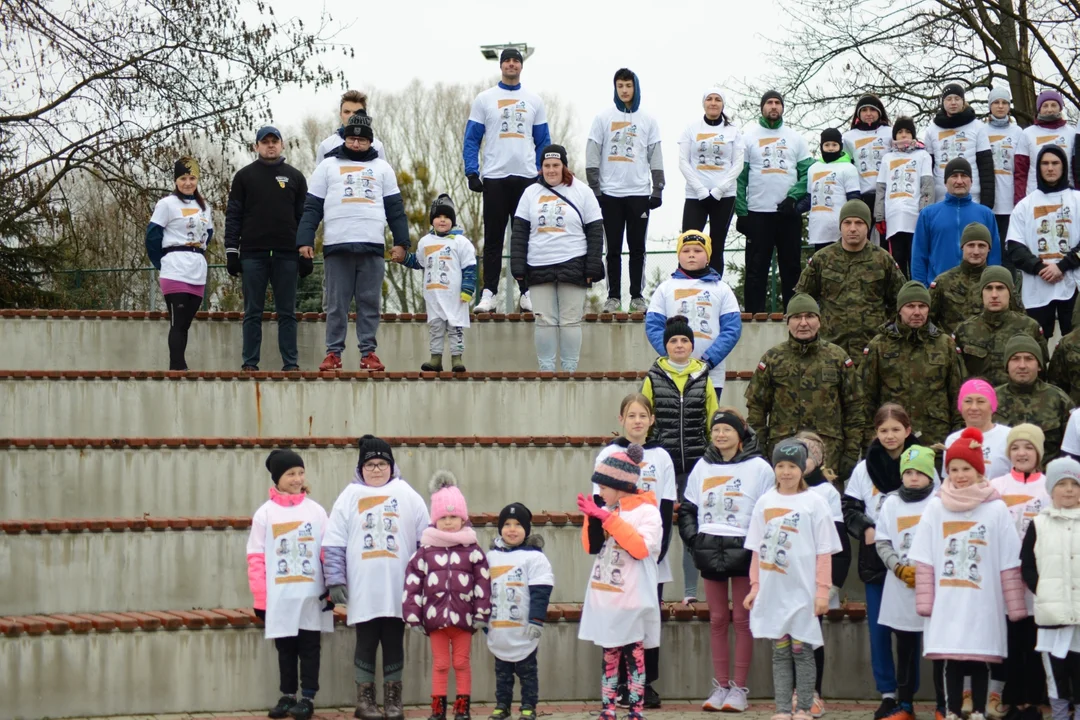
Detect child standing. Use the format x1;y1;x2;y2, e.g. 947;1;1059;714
397;193;477;372
403;472;492;720
874;117;934;277
323;435;431;720
743;439;842;720
909;427;1028;720
1021;457;1080;720
578;444;663;720
247;450;334;720
875;444;939;720
485;503;554;720
593;394;677;709
680;409;774;711
797;128;861;253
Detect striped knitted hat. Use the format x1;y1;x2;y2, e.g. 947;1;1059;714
592;443;644;493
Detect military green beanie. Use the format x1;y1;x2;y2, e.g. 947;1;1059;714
1005;334;1044;368
980;265;1014;292
897;280;931;308
900;445;936;481
785;293;820;319
839;199;872;229
961;222;993;248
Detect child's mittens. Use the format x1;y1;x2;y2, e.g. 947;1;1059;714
894;564;917;589
577;493;611;523
526;623;543;640
328;584;349;605
461;292;473;304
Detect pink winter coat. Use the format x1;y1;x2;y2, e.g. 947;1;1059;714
402;526;492;634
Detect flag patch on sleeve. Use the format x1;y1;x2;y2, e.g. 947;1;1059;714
758;361;767;370
844;358;854;367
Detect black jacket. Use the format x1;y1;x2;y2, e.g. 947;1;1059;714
225;159;307;254
509;190;604;286
647;360;711;474
806;468;853;588
842;436;910;584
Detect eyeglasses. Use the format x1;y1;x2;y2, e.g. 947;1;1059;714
363;461;390;471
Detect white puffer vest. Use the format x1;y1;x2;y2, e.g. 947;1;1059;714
1033;507;1080;626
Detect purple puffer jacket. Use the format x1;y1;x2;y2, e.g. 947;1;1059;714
402;526;492;634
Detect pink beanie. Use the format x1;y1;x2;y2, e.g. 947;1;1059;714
957;378;998;413
428;470;468;523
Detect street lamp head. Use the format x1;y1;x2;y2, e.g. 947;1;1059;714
480;43;533;62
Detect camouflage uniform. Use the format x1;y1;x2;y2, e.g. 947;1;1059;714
795;242;906;366
993;379;1073;463
745;335;865;478
952;309;1048;387
859;320;964;447
929;262;1024;336
1048;328;1080;406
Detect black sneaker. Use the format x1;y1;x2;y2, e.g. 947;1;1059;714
644;684;661;709
268;696;295;719
489;707;511;720
617;684;631;708
875;697;899;720
290;698;314;720
282;365;300;372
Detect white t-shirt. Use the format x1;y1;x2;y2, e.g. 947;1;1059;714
307;155;400;248
679;120;743;199
810;481;844;523
843;126;895;194
908;496;1020;657
922;120;992;203
588;107;660;197
806;160;862;246
741;123;811;212
991;470;1049;614
845;461;892;525
486;544;555;662
1020;126;1076;195
317;133;385;163
515;181;602;268
944;425;1012;485
744;489;842;647
469;85;547;180
645;274;741;388
247;496;335;639
987;123;1025;215
415;231;476;328
877;149;934;235
875;493;934;632
684;454;775;537
593;443;678;583
322;479;430;625
1007;188;1080;309
1061;410;1080;457
150;195;213;286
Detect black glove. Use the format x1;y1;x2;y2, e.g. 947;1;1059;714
735;215;750;235
226;253;242;277
298;256;314;279
253;608;265;620
777;197;798;215
319;590;335;612
467;174;484;193
649;196;662;210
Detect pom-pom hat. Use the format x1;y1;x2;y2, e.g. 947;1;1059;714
945;427;985;476
593;443;644;493
429;470;468;522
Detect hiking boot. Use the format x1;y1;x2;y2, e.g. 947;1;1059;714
644;684;661;709
384;681;404;720
702;679;729;711
875;698;899;720
289;698;314;720
629;297;648;313
354;682;380;720
360;352;385;371
453;694;472;720
269;696;295;719
319;352;342;371
427;695;448;720
488;707;511;720
602;298;621;313
475;290;496;313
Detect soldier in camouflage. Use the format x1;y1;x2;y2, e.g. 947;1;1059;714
952;266;1047;386
994;334;1073;464
1049;324;1080;405
928;222;1019;335
860;280;964;447
745;293;865;479
795;199;906;366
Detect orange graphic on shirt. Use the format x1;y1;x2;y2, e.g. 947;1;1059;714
703;476;733;492
890;158;911;171
942;520;977;538
696;133;719;141
812;170;832;183
1034;204;1062;219
988;135;1005;144
590;582;625;593
1036;135;1062;145
424;244;446;257
854;137;877;149
1003;494;1034;508
181;208;200;217
490;565;514;580
941;578;980;589
765;507;793;523
674;288;702;301
897;515;923;532
357;496;390;514
272;521;303;538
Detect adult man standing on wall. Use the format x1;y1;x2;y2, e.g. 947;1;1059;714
317;90;385;160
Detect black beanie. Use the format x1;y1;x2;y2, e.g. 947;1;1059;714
761;89;784;111
540;144;568;167
343;113;374;141
500;47;524;64
357;434;394;470
944;157;972;180
173;157;200;181
429;193;456;226
892;116;917;140
498;503;532;538
663;315;695;350
266;449;305;485
711;410;748;441
941;83;966;105
820;128;843;146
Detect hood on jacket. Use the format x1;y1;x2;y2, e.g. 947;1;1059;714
1036;146;1071;194
490;534;545;551
851;94;889;130
702;426;766;465
614;70;641;113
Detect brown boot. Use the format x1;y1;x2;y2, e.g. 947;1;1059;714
354;682;380;720
384;681;404;720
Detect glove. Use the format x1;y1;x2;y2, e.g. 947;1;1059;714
709;187;725;201
253;608;266;620
777;197;798;215
328;584;349;605
472;619;488;632
875;221;887;239
467;174;484;193
461;292;473;304
895;564;916;589
226;253;242;277
735;215;749;235
410;624;427;636
526;623;543;640
319;590;335;612
298;256;314;279
648;196;662;210
577;493;612;523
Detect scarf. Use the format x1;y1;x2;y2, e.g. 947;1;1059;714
340;145;378;162
680;265;712;279
897;482;935;503
933;106;976;130
939;479;999;512
421;526;479;548
864;437;909;494
987;116;1011;128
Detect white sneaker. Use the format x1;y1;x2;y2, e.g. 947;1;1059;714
629;297;648;313
722;682;748;712
518;291;532;312
602;298;621;313
702;679;729;711
475;289;496;313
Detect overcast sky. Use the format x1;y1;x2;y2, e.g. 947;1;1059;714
267;0;808;241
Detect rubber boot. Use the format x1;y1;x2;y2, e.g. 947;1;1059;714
451;355;466;372
354;682;380;720
384;681;404;720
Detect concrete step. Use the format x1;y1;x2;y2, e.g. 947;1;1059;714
0;311;786;373
0;373;750;437
0;607;929;719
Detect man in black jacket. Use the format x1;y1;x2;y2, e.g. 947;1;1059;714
225;126;310;371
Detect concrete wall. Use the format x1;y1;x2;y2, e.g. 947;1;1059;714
0;619;931;719
0;317;786;373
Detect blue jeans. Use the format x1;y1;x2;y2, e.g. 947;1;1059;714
529;282;586;371
865;581;898;694
241;253;298;369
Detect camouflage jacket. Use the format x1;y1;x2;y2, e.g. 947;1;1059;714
794;241;906;366
745;335;865;478
930;261;1023;336
993;379;1073;463
859;320;964;447
1048;329;1080;406
953;309;1048;387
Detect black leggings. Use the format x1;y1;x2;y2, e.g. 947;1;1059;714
945;660;989;715
602;194;652;300
1004;616;1046;706
164;292;200;370
1028;293;1076;339
682;196;736;279
894;630;921;706
276;629;322;696
354;617;405;683
887;232;914;280
482;176;535;294
1048;652;1080;705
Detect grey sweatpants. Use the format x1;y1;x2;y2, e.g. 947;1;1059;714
428;318;465;355
773;636;816;712
323;252;384;355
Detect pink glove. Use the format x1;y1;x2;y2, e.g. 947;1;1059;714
577;493;611;523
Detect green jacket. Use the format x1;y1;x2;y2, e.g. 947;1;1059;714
953;309;1048;387
993;379;1073;464
929;262;1024;336
735;116;814;217
1048;328;1080;406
